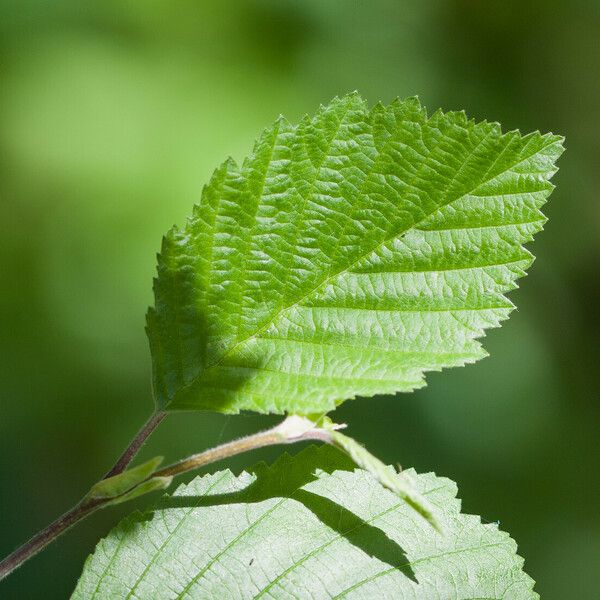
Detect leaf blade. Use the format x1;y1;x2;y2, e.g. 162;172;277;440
73;446;538;599
329;430;439;531
147;95;564;413
86;457;164;501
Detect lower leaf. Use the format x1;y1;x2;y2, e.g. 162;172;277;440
74;446;537;599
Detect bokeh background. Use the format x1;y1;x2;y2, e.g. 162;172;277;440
1;1;598;598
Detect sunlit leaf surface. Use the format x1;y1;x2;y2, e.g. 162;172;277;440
147;94;563;413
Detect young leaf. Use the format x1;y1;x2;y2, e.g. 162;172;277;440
147;93;563;413
103;476;173;507
86;457;164;501
73;446;537;599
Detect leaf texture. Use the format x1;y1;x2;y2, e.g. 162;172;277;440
73;446;537;599
147;93;563;413
329;429;438;529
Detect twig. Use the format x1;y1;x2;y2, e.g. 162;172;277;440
104;411;166;478
0;415;332;581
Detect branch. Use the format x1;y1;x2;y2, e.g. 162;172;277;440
0;410;164;581
0;415;334;581
104;411;166;478
154;415;334;479
0;499;103;582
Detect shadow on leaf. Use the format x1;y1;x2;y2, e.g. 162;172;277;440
153;446;417;582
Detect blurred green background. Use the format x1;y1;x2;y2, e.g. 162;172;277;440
1;1;598;598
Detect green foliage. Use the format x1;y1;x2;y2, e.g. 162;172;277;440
276;415;437;527
71;95;560;597
73;446;537;599
147;93;563;414
85;457;172;506
86;457;164;501
104;476;173;507
328;428;438;529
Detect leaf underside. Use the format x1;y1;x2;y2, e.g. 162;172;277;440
73;446;537;600
147;93;563;413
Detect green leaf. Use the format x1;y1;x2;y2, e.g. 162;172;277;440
147;93;563;413
86;457;164;501
73;446;537;599
104;476;173;507
329;430;439;530
276;415;436;527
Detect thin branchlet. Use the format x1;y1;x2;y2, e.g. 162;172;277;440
0;416;332;580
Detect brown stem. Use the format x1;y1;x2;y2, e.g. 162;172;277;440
104;411;166;478
0;415;332;581
0;410;165;581
154;422;332;479
0;499;103;581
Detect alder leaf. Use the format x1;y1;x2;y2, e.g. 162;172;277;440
147;93;563;413
73;446;537;599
